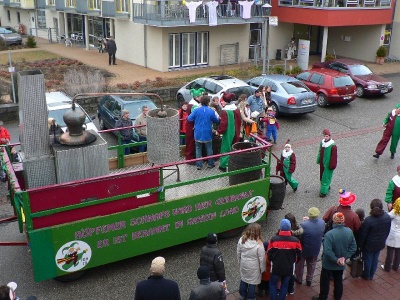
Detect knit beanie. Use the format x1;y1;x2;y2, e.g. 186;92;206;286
206;233;218;244
197;266;210;280
280;219;291;231
308;207;320;219
332;212;345;224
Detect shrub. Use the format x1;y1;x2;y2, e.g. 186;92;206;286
376;46;387;58
325;53;335;61
272;65;284;75
116;83;129;89
26;36;37;48
291;66;303;75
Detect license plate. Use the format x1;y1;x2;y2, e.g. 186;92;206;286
381;88;388;93
302;98;312;105
343;96;352;100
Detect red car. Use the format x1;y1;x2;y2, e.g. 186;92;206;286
295;68;356;107
313;59;393;97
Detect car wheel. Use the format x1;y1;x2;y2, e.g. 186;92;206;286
177;94;185;107
99;117;106;130
317;93;328;107
356;85;365;98
271;102;279;116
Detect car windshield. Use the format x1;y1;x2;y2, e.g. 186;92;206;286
124;101;157;119
48;106;91;127
280;81;310;94
333;76;354;87
349;64;372;76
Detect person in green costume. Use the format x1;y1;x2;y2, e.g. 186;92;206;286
276;143;298;192
216;93;241;172
373;104;400;159
316;129;337;198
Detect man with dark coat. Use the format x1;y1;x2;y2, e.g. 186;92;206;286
267;219;302;300
217;92;241;172
189;266;226;300
312;212;356;300
373;104;400;159
316;129;337;197
385;165;400;211
295;207;325;287
200;233;226;284
115;109;134;155
106;36;117;65
358;199;391;280
134;256;181;300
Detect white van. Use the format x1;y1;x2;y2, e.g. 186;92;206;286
46;91;98;132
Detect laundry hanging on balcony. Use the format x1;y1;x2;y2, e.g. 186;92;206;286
186;1;203;23
238;0;254;19
206;1;219;26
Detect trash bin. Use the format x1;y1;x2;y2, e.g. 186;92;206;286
268;175;286;210
276;49;282;60
228;142;262;186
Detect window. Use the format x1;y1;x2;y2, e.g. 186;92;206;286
102;96;116;111
169;32;209;68
309;73;322;84
7;10;10;22
248;76;263;88
333;76;354;87
204;81;218;94
37;10;46;28
47;0;55;5
17;12;20;24
296;72;310;81
88;0;101;10
116;0;129;12
65;0;76;8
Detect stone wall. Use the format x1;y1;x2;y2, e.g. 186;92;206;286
0;87;180;122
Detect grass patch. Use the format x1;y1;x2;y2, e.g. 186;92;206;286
0;50;61;65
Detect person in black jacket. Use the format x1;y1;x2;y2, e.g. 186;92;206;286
189;266;226;300
106;36;117;65
358;199;391;280
134;256;181;300
200;233;226;286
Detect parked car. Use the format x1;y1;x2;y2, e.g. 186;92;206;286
0;27;22;45
295;68;356;107
313;59;393;97
247;74;317;116
176;75;255;106
97;95;157;133
46;91;98;132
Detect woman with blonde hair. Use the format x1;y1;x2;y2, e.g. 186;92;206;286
382;198;400;272
237;223;266;300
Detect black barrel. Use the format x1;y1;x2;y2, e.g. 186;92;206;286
201;135;222;160
228;142;262;185
268;175;286;210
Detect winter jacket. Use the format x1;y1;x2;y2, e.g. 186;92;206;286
321;224;356;271
134;113;148;137
134;275;181;300
189;279;226;300
300;218;325;257
237;237;266;285
115;117;133;141
267;231;302;276
386;211;400;248
106;39;117;54
187;105;219;142
358;208;391;252
200;244;226;282
323;205;361;234
247;94;265;115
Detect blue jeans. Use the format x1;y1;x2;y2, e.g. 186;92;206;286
122;139;131;155
239;280;256;300
362;249;380;280
269;274;290;300
195;141;214;168
138;135;147;153
266;125;277;142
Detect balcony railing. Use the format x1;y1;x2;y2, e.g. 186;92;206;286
279;0;390;8
132;1;270;25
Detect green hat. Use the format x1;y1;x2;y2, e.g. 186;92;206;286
190;88;205;98
396;104;400;109
308;207;320;219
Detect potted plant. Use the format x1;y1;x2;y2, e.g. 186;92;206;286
325;53;335;62
376;46;387;65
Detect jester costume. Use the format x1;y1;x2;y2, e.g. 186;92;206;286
185;88;205;161
374;105;400;159
385;168;400;208
276;144;298;191
316;130;337;197
217;94;241;171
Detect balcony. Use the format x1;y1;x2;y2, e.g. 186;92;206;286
132;1;269;27
102;0;130;19
88;0;101;16
4;0;34;8
278;0;391;7
64;0;76;12
44;0;56;9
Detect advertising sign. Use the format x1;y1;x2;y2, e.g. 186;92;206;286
297;39;310;71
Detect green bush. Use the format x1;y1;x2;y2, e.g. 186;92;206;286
325;54;335;61
291;66;303;75
272;65;284;75
26;36;37;48
376;46;387;58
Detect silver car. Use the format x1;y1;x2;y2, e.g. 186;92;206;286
176;75;255;106
247;74;317;116
0;27;22;45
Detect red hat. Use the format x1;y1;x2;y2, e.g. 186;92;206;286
222;92;236;103
338;189;357;206
322;129;331;136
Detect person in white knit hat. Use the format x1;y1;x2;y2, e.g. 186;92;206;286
276;143;298;192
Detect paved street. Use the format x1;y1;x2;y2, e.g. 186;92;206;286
1;40;400;299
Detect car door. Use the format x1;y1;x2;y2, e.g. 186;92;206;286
99;96;117;129
110;100;122;129
307;73;323;94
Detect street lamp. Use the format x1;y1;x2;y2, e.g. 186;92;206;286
261;3;271;75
